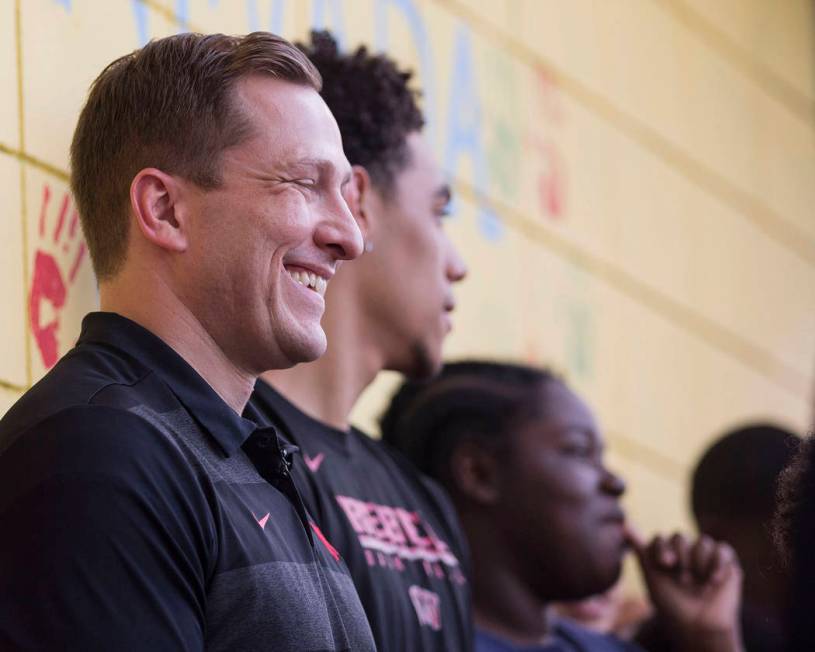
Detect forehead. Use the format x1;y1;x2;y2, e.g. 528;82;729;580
232;75;348;171
526;382;599;439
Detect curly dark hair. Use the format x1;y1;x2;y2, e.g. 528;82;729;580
380;360;560;484
296;30;424;192
773;432;815;650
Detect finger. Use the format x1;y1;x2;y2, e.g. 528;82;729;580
690;534;717;583
647;534;676;569
668;532;690;569
668;532;692;585
711;542;739;585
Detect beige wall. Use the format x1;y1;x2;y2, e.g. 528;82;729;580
2;0;814;587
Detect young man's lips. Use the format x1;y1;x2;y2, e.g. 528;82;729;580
601;508;626;525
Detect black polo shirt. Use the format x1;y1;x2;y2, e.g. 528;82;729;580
249;381;473;652
0;312;375;652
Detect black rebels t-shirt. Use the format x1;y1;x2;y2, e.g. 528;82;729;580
249;380;473;652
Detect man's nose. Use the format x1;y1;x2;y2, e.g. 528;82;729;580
602;468;626;497
317;196;364;261
446;239;468;283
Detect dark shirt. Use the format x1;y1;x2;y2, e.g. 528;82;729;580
0;312;375;652
476;621;645;652
635;606;789;652
249;380;473;652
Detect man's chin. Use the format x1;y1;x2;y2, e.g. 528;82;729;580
296;333;328;364
274;327;327;368
402;340;441;380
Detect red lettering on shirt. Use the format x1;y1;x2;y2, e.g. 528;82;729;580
335;495;459;568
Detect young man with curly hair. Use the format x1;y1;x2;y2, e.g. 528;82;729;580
248;30;470;651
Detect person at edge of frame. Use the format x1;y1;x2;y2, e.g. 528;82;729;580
381;360;746;652
246;30;471;652
774;428;815;652
0;31;377;652
637;423;799;651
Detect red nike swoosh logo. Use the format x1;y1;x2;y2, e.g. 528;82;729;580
253;512;270;529
303;452;325;472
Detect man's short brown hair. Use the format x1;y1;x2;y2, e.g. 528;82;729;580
70;32;322;280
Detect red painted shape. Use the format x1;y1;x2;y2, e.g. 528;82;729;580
29;184;89;369
29;251;67;369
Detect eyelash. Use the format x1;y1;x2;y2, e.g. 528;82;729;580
562;442;593;457
283;178;316;188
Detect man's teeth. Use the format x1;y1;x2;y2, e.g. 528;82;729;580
289;269;328;294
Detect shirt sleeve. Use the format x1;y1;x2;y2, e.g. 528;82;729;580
0;406;215;651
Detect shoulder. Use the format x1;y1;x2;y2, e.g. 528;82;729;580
556;619;645;652
474;629;523;652
0;405;202;511
373;434;459;515
0;343;153;448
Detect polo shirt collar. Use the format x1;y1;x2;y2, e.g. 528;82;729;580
77;311;257;456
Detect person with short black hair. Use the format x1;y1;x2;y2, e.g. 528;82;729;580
249;30;470;651
382;360;745;652
637;423;799;651
0;32;375;651
774;432;815;651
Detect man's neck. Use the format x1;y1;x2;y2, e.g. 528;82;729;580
100;274;255;414
263;290;383;431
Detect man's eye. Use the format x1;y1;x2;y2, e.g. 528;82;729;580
435;204;451;219
282;178;315;188
562;442;592;457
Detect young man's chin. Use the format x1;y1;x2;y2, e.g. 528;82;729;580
402;340;442;381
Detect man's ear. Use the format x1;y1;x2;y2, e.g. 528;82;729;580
450;438;502;506
349;164;375;240
129;168;188;254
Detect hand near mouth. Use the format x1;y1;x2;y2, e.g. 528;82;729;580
625;523;744;652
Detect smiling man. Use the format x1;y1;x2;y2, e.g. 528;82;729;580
0;33;375;651
248;31;470;651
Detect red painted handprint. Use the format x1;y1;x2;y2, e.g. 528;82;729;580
28;184;86;369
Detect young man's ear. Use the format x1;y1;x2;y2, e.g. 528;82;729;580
347;164;374;241
450;438;502;506
129;168;188;254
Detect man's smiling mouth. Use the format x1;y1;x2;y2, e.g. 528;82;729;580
286;267;328;296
